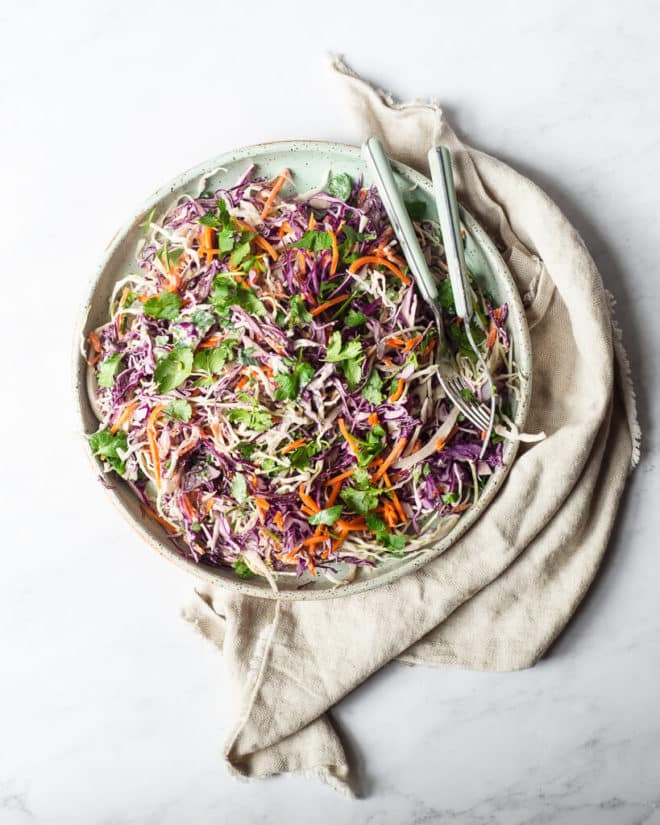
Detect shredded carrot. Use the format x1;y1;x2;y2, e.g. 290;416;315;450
328;228;339;275
436;425;459;451
308;213;316;231
371;437;408;482
147;404;164;488
403;334;423;353
110;402;138;434
310;293;350;316
141;502;177;535
204;497;215;515
198;334;223;350
326;481;342;508
452;503;471;514
385;336;406;348
273;511;284;529
389;378;405;403
89;331;101;353
336;517;367;531
116;287;132;328
389;489;407;524
368;412;379;427
299;484;320;513
234;218;279;261
87;352;101;367
202;226;214;264
325;467;355;487
181;493;195;520
338;418;360;457
349;255;411;286
281;438;307;454
260;171;289;221
303;535;329;547
486;321;497;349
331;527;350;552
306;557;317;576
235;375;249;390
279;221;293;238
382;500;398;528
421;337;437;357
297;252;307;275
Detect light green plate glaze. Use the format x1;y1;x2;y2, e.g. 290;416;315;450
73;140;532;600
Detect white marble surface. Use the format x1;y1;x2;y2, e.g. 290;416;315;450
1;1;659;822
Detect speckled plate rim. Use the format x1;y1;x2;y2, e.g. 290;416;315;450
73;139;532;601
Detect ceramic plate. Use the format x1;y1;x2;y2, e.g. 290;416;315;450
74;140;532;600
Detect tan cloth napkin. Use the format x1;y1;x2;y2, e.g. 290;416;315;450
182;59;640;796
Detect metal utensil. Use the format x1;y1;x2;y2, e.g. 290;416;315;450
362;137;491;431
427;146;496;449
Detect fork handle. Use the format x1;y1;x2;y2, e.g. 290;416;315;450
362;137;438;305
427;146;472;320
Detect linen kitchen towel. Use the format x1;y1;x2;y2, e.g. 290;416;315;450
183;59;640;795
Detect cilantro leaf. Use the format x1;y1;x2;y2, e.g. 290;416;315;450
352;466;371;488
308;505;343;526
97;352;123;388
405;198;426;221
341;357;363;391
230;239;252;268
89;428;128;476
193;342;233;375
365;512;387;533
164;399;192;422
385;535;407;551
143;292;181;320
228;407;273;432
438;278;456;313
345;309;367;328
288;294;312;328
199;211;220;228
325;331;362;362
293;230;333;252
273;372;297;401
362;369;383;405
288;443;317;470
234;558;254;578
217;226;236;253
447;319;486;363
328;173;353;201
356;428;385;468
366;511;407;552
231;472;248;504
153;347;193;392
274;360;315;401
209;275;266;318
188;309;215;335
340;486;380;515
442;492;459;505
338;226;376;261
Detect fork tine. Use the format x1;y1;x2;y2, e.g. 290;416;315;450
441;377;490;431
447;377;491;430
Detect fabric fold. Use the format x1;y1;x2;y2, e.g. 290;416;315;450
182;59;639;795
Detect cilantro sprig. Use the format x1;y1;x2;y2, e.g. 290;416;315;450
89;428;128;476
325;331;364;391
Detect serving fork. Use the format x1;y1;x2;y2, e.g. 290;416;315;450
362;137;494;439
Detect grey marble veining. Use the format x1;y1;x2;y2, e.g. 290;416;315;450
1;2;659;823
